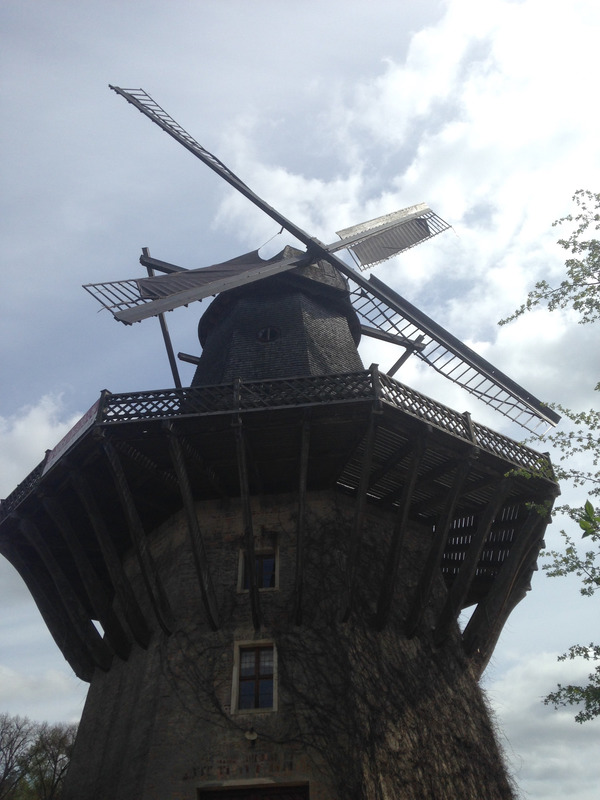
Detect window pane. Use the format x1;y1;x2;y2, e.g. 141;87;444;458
261;555;275;588
240;650;255;677
243;552;276;589
239;680;256;709
259;648;273;674
237;646;274;710
258;678;273;708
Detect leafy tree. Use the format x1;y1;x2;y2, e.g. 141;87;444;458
17;723;77;800
0;715;76;800
502;189;600;326
500;189;600;722
0;714;35;800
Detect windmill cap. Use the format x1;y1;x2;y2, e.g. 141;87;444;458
197;246;361;347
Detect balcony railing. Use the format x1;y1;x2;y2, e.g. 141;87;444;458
0;368;554;521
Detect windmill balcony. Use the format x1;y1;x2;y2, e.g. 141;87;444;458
0;365;558;681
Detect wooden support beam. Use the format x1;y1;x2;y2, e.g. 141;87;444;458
70;471;151;649
462;507;547;674
408;457;467;516
4;539;95;681
166;424;219;630
293;414;311;626
102;439;174;636
176;434;227;498
413;457;462;494
18;517;113;672
404;456;475;637
367;440;413;490
42;496;132;660
454;473;502;502
374;434;427;630
382;453;459;507
108;436;179;490
234;418;261;631
342;416;378;621
434;477;513;645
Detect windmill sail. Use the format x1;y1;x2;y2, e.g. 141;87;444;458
332;204;451;270
83;249;308;323
108;88;450;268
99;85;559;435
351;274;560;433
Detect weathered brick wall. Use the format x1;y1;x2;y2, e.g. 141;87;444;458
192;289;363;386
65;490;514;800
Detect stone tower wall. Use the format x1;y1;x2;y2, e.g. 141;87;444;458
65;490;515;800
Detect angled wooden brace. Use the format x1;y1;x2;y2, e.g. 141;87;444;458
293;413;311;626
70;470;152;649
366;440;413;492
107;435;180;489
404;454;476;637
233;406;261;631
408;457;463;514
166;423;220;631
462;506;548;675
175;434;228;498
102;438;175;636
42;495;132;660
434;477;513;646
342;414;378;621
18;516;113;672
4;538;96;681
374;433;428;630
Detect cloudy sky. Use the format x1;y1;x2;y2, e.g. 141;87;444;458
1;0;600;796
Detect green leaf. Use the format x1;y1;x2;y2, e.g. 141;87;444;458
585;499;595;517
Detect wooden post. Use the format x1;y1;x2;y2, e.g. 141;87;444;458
166;424;220;630
102;438;174;636
233;384;261;631
293;413;311;625
342;414;378;621
374;434;427;630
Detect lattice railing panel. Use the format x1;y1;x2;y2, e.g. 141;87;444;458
0;462;45;522
100;372;374;422
472;422;554;477
379;373;470;439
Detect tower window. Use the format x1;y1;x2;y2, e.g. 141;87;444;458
257;326;280;343
234;644;276;711
243;552;276;590
238;546;279;592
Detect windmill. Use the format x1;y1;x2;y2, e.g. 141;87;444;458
84;86;560;435
0;87;560;800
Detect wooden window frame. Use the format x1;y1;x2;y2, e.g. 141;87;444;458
231;641;277;713
238;548;279;593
